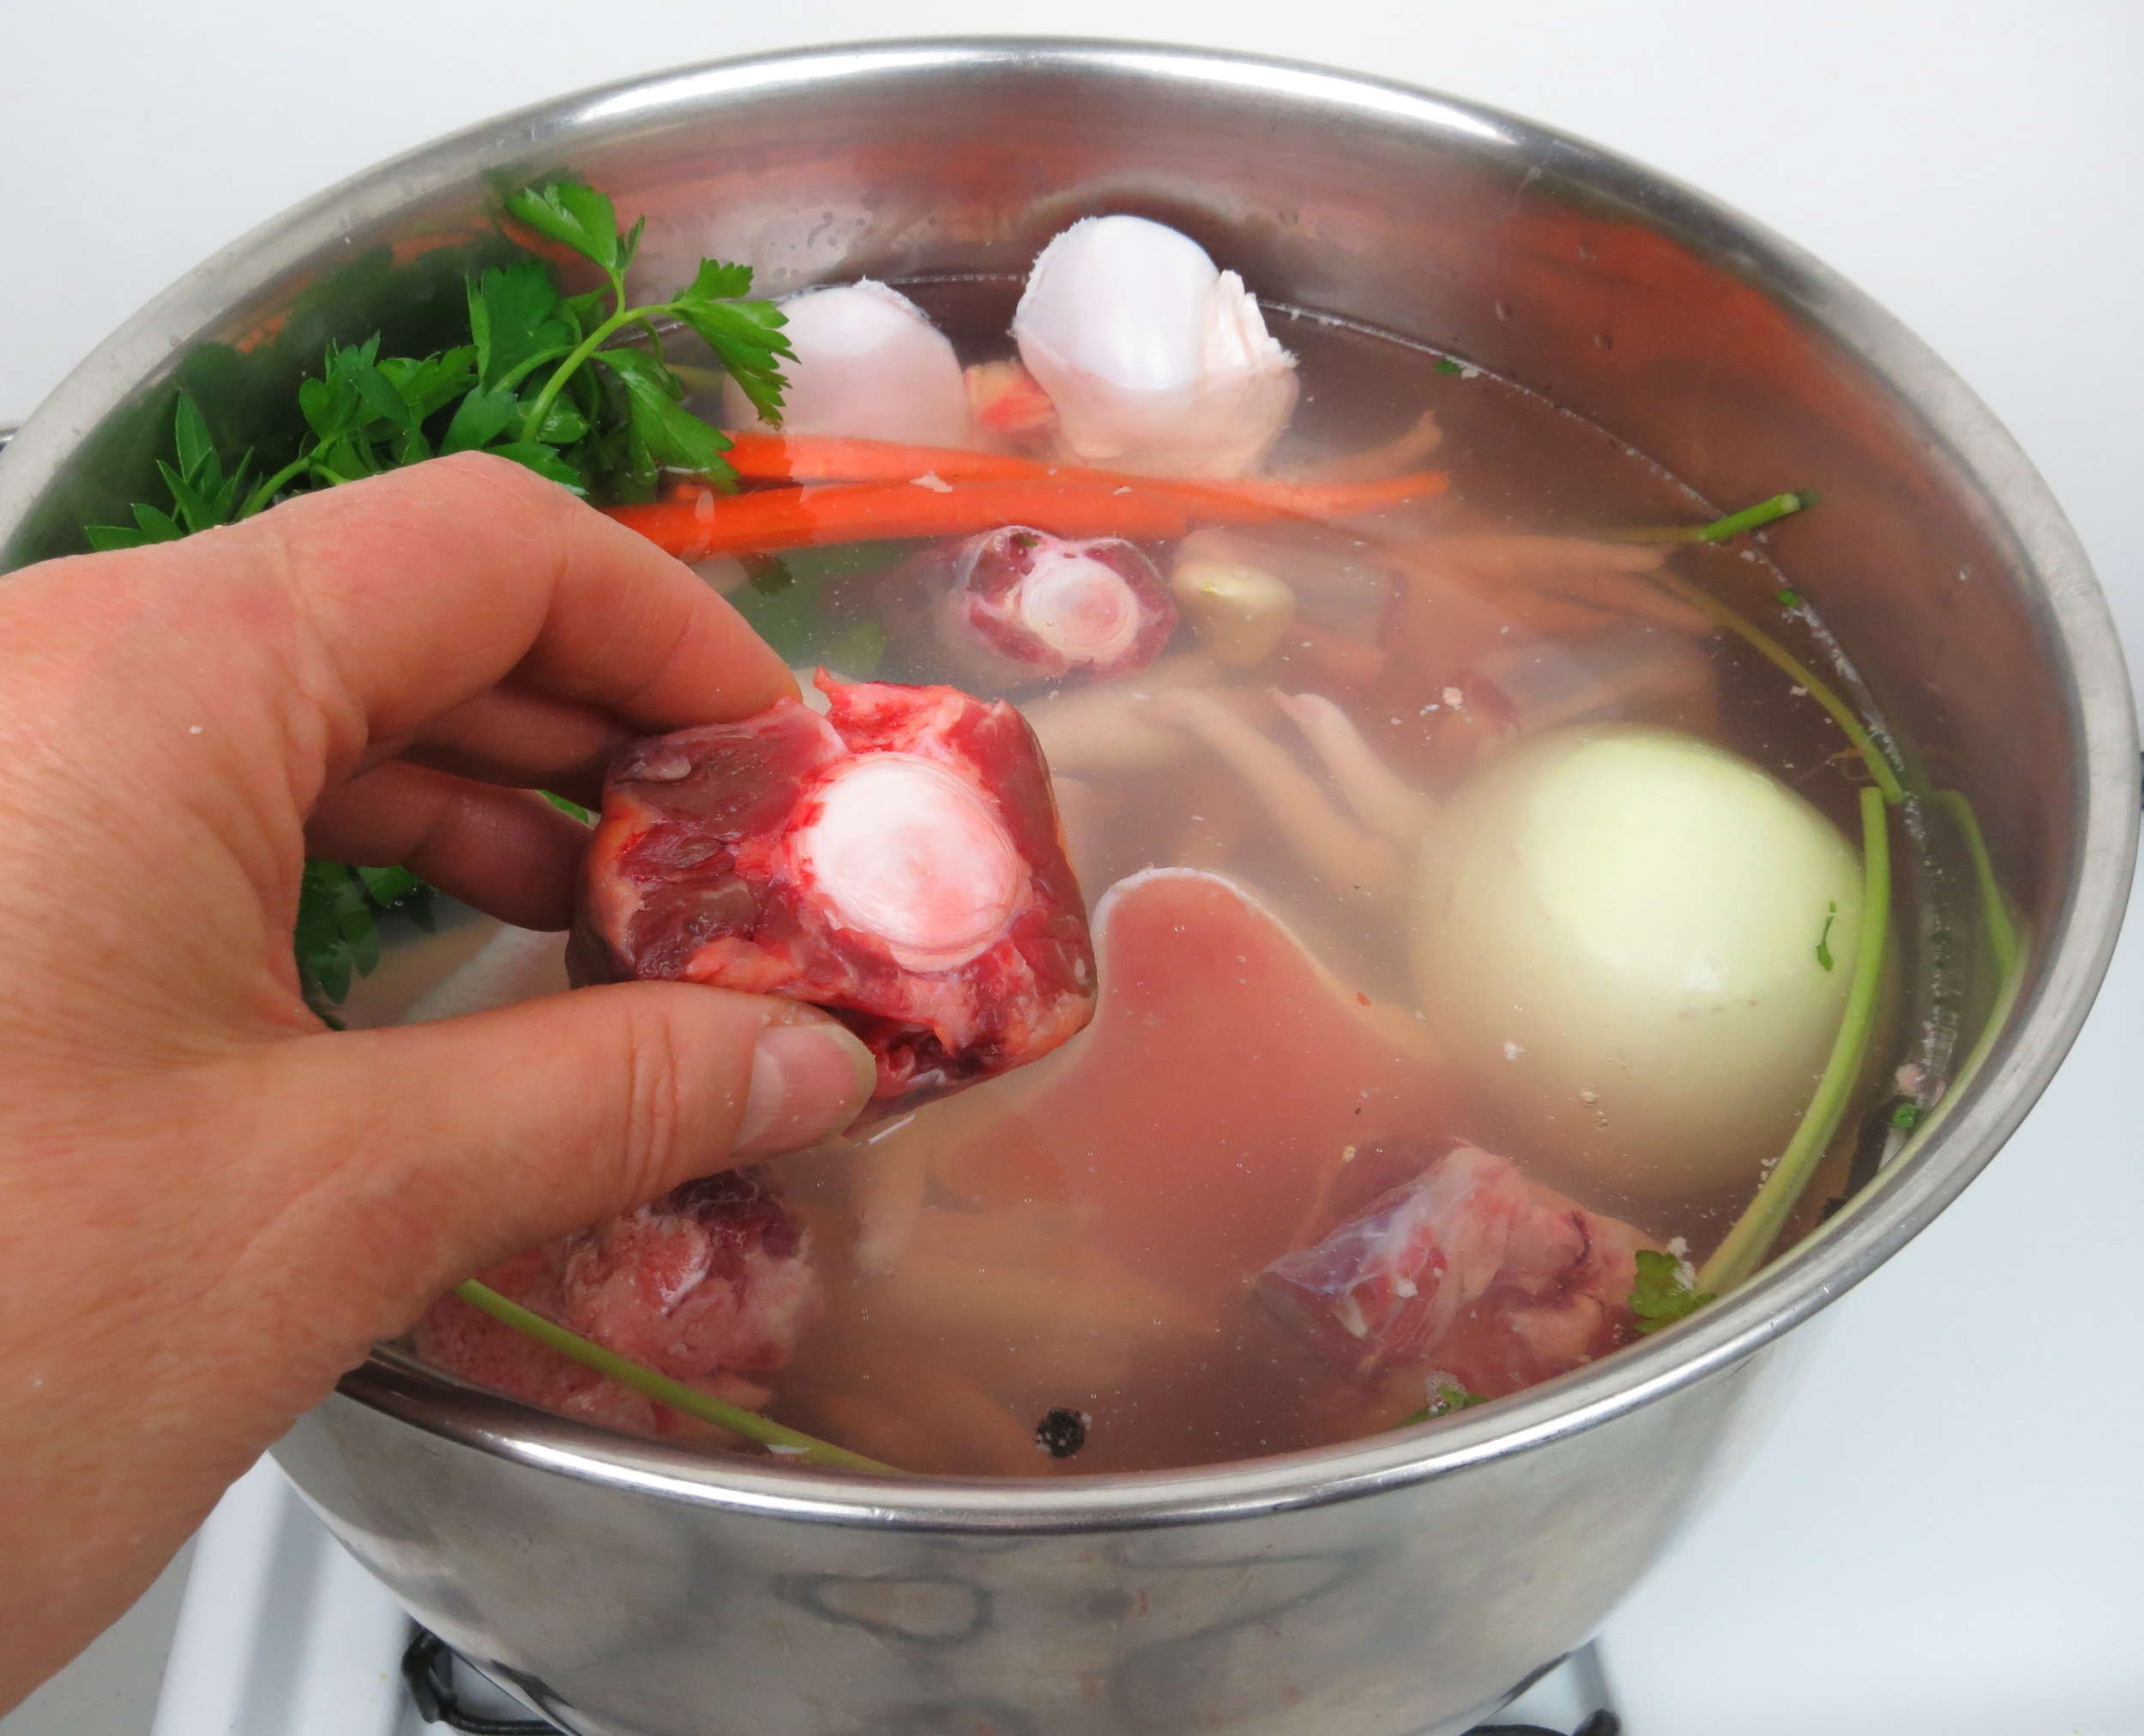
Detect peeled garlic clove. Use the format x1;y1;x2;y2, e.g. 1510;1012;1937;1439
1171;556;1296;668
1012;215;1298;479
724;280;971;447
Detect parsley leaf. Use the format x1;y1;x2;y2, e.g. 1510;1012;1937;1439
1390;1380;1488;1430
88;391;250;546
86;176;792;1022
504;180;626;271
672;269;791;425
292;861;435;1024
1629;1247;1715;1334
469;260;575;389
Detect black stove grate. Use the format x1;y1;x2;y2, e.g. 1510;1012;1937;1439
400;1624;1622;1736
403;1629;554;1734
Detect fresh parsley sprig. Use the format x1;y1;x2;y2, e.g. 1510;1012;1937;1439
85;177;791;1016
503;180;790;486
87;176;790;546
1629;1248;1715;1334
293;861;436;1027
87;395;255;551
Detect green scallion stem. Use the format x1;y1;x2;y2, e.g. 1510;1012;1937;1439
1697;785;1892;1293
1933;789;2021;985
1612;489;1820;545
1647;565;1907;805
452;1280;896;1474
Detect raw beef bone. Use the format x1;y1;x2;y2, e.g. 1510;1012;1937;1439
416;1166;819;1441
881;525;1177;687
575;672;1097;1116
1258;1141;1653;1399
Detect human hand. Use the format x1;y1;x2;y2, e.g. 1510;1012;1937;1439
0;454;878;1710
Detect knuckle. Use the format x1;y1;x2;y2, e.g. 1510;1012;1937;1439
612;991;726;1197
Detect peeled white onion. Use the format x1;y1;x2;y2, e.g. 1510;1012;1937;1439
1411;726;1864;1203
1012;215;1298;479
724;280;971;447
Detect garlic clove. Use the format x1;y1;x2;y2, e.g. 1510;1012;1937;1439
1012;215;1298;479
1170;555;1296;668
724;280;971;447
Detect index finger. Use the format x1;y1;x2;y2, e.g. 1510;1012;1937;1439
197;452;797;751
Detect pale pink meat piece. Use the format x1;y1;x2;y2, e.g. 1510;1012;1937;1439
930;868;1451;1304
1258;1141;1654;1398
573;672;1096;1115
414;1168;820;1439
883;526;1177;685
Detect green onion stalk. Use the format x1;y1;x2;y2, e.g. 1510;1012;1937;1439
1645;497;2023;1303
1696;785;1892;1293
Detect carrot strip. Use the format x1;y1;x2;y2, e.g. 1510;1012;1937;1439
1165;470;1448;520
714;431;1447;518
608;478;1190;559
720;431;1047;485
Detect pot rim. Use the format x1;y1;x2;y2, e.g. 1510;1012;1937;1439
9;36;2133;1531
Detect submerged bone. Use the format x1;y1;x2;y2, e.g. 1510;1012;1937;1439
415;1168;820;1442
1259;1142;1652;1394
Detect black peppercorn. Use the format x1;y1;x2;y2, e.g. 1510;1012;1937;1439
1034;1407;1089;1458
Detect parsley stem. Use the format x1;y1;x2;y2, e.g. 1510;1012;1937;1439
241;452;323;519
451;1280;896;1474
1646;565;1907;805
495;346;576;394
519;308;639;444
516;298;693;444
1698;785;1892;1293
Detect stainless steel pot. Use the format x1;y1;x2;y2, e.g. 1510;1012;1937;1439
2;39;2132;1736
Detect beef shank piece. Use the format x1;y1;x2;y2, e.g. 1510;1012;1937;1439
575;672;1096;1115
1257;1141;1652;1399
415;1167;818;1441
882;525;1177;686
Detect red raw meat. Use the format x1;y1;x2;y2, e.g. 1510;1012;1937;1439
1257;1142;1654;1399
574;672;1096;1115
414;1167;820;1440
886;525;1177;684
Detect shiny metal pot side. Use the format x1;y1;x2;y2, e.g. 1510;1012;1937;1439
2;39;2132;1736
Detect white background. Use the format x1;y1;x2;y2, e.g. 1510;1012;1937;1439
3;3;2141;1733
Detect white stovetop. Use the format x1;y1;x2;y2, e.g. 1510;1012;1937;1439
5;5;2141;1733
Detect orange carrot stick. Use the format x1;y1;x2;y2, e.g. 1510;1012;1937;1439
608;478;1191;560
720;431;1048;485
716;432;1447;518
1164;471;1448;520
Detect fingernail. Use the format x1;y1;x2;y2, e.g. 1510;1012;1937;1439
732;1020;878;1154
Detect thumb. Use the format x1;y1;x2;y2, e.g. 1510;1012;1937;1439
231;981;876;1358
